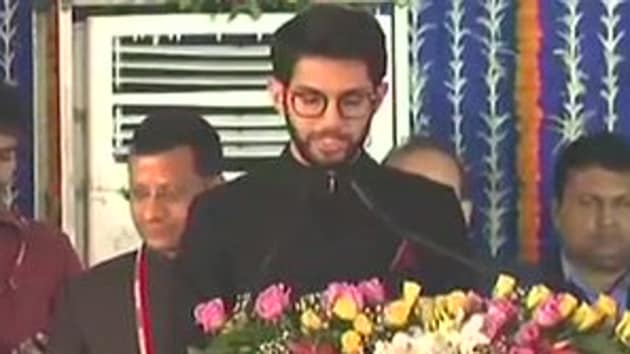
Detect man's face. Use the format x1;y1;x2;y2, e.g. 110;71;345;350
553;166;630;272
0;133;17;189
128;146;220;258
269;56;387;168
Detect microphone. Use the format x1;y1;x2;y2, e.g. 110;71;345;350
348;178;498;284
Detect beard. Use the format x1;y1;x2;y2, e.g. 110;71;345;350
284;114;371;169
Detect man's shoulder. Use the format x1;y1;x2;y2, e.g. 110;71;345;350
374;165;460;211
70;251;135;293
194;161;284;210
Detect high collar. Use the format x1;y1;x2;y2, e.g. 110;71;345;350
277;145;379;181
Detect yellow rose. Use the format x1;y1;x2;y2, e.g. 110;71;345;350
594;294;617;321
526;285;552;309
384;299;412;327
571;303;590;326
615;311;630;345
445;291;467;315
559;293;578;318
333;296;359;321
573;304;605;332
300;309;323;331
493;274;517;299
353;314;373;336
341;330;363;354
403;281;422;305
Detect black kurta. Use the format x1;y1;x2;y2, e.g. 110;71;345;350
178;148;477;302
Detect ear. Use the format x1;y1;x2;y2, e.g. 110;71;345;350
551;198;561;229
268;77;287;116
203;174;225;190
372;82;389;111
460;200;473;228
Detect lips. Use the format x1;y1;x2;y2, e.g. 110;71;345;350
317;137;348;154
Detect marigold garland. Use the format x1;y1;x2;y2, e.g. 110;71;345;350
516;0;543;264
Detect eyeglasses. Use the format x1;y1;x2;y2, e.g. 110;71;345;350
288;89;377;119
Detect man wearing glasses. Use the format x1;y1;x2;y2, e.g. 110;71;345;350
179;4;476;312
0;83;82;354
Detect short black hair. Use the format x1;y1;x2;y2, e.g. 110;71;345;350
130;108;223;176
384;135;468;198
271;4;386;86
0;82;24;136
554;132;630;202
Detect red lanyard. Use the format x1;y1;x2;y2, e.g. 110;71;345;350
134;247;155;354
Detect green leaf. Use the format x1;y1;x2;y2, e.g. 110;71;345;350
570;331;630;354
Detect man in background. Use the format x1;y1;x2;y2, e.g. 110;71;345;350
543;132;630;310
0;84;82;354
47;109;224;354
384;135;472;226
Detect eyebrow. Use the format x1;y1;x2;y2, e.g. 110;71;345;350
290;85;373;95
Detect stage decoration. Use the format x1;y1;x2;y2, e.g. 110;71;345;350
408;0;433;136
478;0;511;258
550;0;590;147
190;275;630;354
445;0;469;159
599;0;625;132
515;0;543;263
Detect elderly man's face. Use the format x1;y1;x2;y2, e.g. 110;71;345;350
128;146;221;258
553;166;630;272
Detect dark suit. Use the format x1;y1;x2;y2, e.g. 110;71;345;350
179;149;476;304
47;249;194;354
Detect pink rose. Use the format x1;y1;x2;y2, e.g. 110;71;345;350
358;278;385;305
324;282;365;310
255;283;291;322
514;321;541;346
533;295;564;328
483;299;519;339
509;347;536;354
194;298;227;334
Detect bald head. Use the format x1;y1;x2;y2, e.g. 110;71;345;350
386;148;463;199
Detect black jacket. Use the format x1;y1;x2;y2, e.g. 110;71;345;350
46;250;194;354
179;148;477;302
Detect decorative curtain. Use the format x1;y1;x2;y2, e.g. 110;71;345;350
409;0;630;264
1;0;33;215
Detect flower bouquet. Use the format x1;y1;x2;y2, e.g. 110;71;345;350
190;275;630;353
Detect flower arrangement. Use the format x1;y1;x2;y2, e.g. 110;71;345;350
190;275;630;354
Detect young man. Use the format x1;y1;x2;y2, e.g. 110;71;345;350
543;133;630;310
179;4;476;310
46;109;224;354
0;83;82;354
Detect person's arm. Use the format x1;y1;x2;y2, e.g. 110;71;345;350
45;283;86;354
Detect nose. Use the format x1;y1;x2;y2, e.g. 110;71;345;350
142;197;167;223
597;203;617;228
319;98;344;128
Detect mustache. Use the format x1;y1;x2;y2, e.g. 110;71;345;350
310;130;353;142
